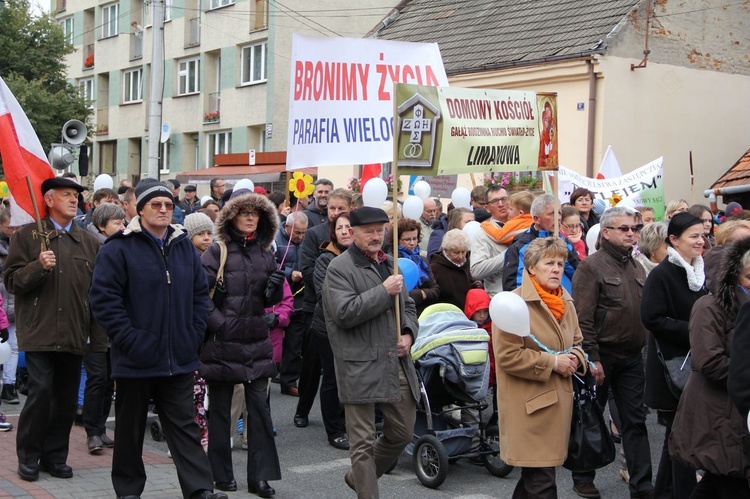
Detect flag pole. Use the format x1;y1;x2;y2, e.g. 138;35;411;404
25;176;47;250
392;85;401;344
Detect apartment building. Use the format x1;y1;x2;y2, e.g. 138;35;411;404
54;0;395;186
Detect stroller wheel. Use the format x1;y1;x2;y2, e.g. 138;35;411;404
413;434;448;489
482;425;513;478
151;420;164;442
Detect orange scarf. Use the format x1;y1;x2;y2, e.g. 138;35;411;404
481;215;533;244
530;275;565;321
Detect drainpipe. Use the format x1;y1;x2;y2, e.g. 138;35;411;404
704;185;750;198
585;59;597;178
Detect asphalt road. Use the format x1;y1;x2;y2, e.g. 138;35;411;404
141;382;667;499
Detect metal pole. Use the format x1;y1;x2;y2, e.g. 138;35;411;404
147;0;165;179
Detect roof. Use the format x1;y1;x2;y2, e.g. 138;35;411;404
373;0;641;73
711;147;750;189
175;151;317;182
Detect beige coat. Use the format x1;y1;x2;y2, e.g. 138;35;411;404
493;271;587;467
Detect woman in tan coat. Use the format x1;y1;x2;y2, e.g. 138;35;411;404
493;237;588;498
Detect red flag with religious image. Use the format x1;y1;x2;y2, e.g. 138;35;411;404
0;76;55;226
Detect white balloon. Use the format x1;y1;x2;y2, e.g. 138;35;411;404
93;174;113;191
586;223;601;255
362;178;388;208
462;220;482;250
402;196;423;220
0;342;10;365
200;195;213;207
413;180;431;200
489;292;530;337
451;187;471;209
233;178;254;193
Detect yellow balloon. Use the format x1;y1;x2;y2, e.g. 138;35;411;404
0;181;8;198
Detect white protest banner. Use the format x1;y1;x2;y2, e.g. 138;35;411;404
551;157;665;220
287;35;448;169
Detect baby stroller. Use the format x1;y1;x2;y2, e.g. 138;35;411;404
407;304;513;488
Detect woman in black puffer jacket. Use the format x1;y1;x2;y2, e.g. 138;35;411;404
201;189;285;498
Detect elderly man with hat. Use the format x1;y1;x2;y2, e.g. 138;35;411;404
89;179;226;499
322;206;420;498
3;177;105;482
178;183;201;216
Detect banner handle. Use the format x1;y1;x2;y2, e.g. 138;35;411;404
392;85;401;344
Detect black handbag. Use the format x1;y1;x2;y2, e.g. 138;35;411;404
563;372;616;472
653;338;691;399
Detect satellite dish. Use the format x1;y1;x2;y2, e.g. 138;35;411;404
160;122;171;143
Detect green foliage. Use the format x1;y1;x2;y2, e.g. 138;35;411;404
0;0;91;166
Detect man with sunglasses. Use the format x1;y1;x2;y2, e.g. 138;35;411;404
471;185;511;296
89;179;226;499
570;207;654;499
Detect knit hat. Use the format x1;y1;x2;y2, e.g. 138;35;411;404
183;212;214;239
135;178;174;213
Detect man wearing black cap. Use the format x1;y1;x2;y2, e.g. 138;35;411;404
4;177;104;482
322;206;420;498
178;183;200;216
166;179;185;224
89;179;226;499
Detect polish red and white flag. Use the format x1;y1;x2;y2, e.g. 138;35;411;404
0;76;55;226
596;145;623;180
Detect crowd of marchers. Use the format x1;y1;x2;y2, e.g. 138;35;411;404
2;173;750;499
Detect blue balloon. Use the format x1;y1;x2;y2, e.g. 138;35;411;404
398;258;420;292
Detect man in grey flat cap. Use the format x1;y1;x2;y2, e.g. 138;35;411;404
322;206;420;498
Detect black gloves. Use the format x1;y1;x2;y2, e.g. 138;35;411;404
264;312;280;330
264;270;285;306
0;328;8;343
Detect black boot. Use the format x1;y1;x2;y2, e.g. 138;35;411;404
1;384;19;404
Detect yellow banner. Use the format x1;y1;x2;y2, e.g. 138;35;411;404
394;83;558;175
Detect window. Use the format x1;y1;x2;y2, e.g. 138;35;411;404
160;142;170;174
165;0;172;21
102;3;119;39
241;42;267;85
206;131;231;167
79;78;94;108
210;0;233;10
178;57;200;95
123;68;143;103
61;17;74;44
144;0;171;25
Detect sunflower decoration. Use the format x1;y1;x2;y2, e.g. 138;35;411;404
288;172;315;199
609;194;622;207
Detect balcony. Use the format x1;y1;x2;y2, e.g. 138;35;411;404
130;27;143;61
186;17;201;47
203;92;220;124
96;107;109;135
83;44;94;70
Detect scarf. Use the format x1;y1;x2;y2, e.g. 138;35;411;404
529;274;565;321
479;219;507;244
398;245;431;287
667;246;705;292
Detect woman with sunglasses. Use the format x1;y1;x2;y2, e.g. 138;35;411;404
200;188;284;497
641;212;708;498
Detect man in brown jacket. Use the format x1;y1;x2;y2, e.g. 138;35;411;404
571;206;654;499
4;177;105;482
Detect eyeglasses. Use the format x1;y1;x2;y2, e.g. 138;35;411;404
487;197;509;206
606;224;643;233
562;222;583;232
399;236;418;243
148;201;175;211
237;209;259;217
575;198;592;204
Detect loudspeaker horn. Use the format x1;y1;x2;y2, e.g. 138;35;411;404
62;120;87;145
48;145;75;171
